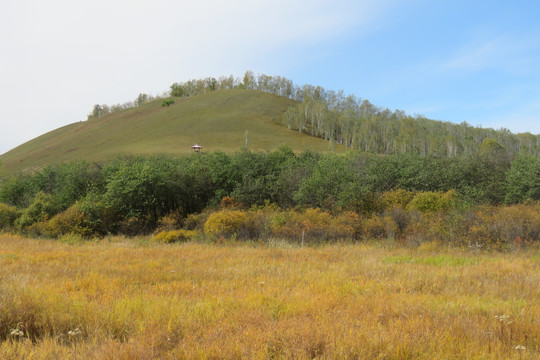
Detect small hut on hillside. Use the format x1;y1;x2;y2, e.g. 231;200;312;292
191;144;202;153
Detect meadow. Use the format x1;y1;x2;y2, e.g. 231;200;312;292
0;234;539;359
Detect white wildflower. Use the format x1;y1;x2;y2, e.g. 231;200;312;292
68;328;82;336
10;329;24;337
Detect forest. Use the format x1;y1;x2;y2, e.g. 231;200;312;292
0;148;538;248
90;71;540;158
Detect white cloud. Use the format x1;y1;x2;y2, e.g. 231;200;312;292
0;0;391;155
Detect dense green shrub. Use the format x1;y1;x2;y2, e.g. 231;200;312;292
77;191;118;236
505;152;540;203
0;162;97;210
15;192;59;229
161;98;175;107
294;153;365;210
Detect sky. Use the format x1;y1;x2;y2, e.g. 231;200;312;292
1;0;540;155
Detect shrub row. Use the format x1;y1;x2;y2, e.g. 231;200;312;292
168;200;540;248
0;149;538;240
1;186;539;249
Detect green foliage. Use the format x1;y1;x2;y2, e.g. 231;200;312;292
161;98;175;107
15;192;60;229
294;153;366;210
479;138;504;157
0;203;18;229
0;162;97;209
0;174;35;208
77;191;118;236
505;152;540;203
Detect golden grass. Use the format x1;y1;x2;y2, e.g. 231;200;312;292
0;234;539;359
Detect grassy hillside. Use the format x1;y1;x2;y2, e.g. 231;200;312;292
0;90;338;172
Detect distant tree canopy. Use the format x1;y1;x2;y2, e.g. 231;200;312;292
168;72;540;158
87;71;540;158
87;93;155;120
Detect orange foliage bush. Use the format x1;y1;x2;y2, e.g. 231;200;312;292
360;215;399;241
219;196;242;209
156;210;184;232
268;208;354;243
459;205;540;248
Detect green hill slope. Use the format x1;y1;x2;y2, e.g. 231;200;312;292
0;90;337;172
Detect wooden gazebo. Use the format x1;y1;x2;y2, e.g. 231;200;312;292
191;144;202;153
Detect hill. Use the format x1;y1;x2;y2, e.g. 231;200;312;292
0;90;338;172
2;71;539;173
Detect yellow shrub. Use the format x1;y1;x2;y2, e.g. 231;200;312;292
363;216;388;239
380;189;415;210
204;210;249;239
0;202;18;229
152;229;198;243
28;205;91;238
406;190;457;213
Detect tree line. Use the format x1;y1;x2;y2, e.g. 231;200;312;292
0;148;538;237
170;71;540;158
88;71;540;158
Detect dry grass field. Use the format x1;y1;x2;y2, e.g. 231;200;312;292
0;234;539;359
